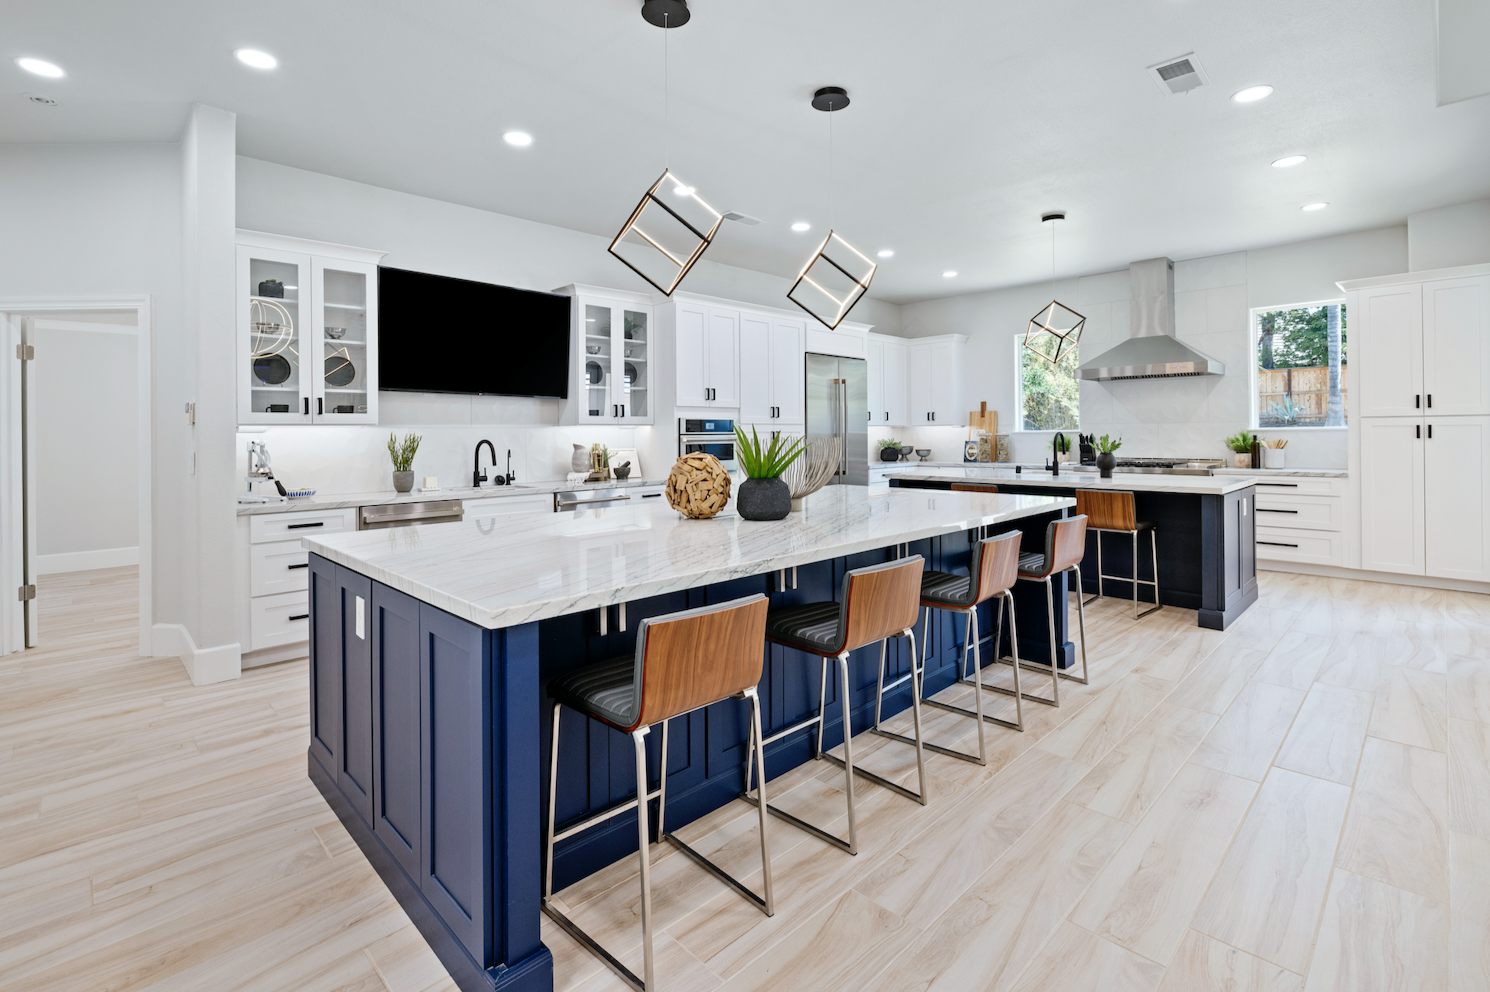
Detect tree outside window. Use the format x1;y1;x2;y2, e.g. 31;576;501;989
1018;339;1080;431
1256;303;1346;427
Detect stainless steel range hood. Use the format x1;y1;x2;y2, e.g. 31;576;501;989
1077;257;1225;381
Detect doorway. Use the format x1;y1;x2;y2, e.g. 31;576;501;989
0;299;152;656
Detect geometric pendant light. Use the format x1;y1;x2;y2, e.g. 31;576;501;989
787;87;877;329
1024;211;1085;364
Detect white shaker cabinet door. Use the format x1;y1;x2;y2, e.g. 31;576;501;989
909;344;933;423
674;302;709;406
1359;417;1425;575
1356;283;1424;418
1423;276;1490;417
1425;415;1490;582
706;308;740;407
770;317;805;422
866;337;885;424
738;312;772;422
884;339;909;426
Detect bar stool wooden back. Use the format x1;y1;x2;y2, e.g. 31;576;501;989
750;556;928;857
543;594;772;992
1011;515;1091;707
909;530;1026;767
950;482;1000;494
1074;489;1161;620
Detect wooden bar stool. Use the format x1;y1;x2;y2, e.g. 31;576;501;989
1075;489;1162;619
910;530;1026;766
1009;515;1091;707
747;557;928;856
951;482;999;494
542;594;772;992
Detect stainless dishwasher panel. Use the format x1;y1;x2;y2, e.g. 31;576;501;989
359;499;464;529
555;488;633;511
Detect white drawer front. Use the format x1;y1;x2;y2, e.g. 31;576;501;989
466;495;554;519
251;539;309;597
250;590;310;650
1256;526;1342;566
249;508;355;544
1249;477;1347;497
1253;494;1342;531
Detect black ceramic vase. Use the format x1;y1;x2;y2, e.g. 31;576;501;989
737;477;790;521
1096;451;1117;479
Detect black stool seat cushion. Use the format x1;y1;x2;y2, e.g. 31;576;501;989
549;654;639;730
1017;551;1050;577
920;570;974;609
765;601;846;655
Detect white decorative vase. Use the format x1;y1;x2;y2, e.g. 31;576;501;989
571;443;589;472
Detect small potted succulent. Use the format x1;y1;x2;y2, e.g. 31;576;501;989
1224;430;1255;468
1094;434;1122;478
734;426;807;521
878;438;903;462
388;432;421;492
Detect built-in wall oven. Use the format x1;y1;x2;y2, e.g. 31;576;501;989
678;418;738;472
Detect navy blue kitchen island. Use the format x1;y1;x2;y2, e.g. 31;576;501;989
303;487;1075;991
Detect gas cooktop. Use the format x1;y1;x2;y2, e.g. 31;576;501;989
1071;457;1226;476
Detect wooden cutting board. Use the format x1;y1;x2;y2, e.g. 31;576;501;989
968;401;997;435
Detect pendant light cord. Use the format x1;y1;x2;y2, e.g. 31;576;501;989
828;100;835;230
1051;217;1056;282
663;13;670;168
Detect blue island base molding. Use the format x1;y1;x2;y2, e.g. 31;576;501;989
306;509;1070;991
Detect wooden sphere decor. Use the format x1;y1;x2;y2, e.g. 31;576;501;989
666;453;732;519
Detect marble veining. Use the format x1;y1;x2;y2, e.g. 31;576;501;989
884;465;1258;495
303;486;1075;629
237;477;667;516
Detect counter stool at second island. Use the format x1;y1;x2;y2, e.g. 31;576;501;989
909;529;1027;766
747;557;929;857
543;594;773;992
1010;515;1091;707
1075;489;1162;620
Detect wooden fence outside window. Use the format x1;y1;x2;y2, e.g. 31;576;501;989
1258;364;1348;425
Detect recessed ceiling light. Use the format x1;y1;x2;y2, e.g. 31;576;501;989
15;57;65;78
234;49;278;70
673;184;695;196
943;271;957;278
1301;202;1329;211
1272;155;1307;168
502;131;533;147
1232;85;1273;103
791;222;811;232
877;249;894;258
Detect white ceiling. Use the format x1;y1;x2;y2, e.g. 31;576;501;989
5;0;1489;303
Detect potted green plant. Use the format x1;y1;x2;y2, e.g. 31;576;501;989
734;427;808;521
388;432;421;492
1094;434;1122;478
878;438;903;462
1224;429;1255;468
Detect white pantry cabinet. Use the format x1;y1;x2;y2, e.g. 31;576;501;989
1358;418;1425;575
1424;416;1490;581
740;312;805;424
557;285;655;425
907;335;967;426
236;231;385;426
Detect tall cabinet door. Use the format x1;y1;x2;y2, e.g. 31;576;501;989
371;583;422;879
674;303;708;406
908;344;932;423
928;340;962;424
337;566;374;823
312;258;379;424
738;312;773;422
706;308;740;406
883;339;909;426
577;302;615;423
1356;283;1424;418
770;317;805;422
238;245;313;424
616;305;652;423
1423;276;1490;417
309;556;341;775
1425;416;1490;581
866;337;885;424
1359;417;1426;575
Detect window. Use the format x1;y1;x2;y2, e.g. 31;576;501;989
1016;337;1080;431
1254;303;1347;427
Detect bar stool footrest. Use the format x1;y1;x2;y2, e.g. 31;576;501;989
872;724;990;763
920;697;1024;734
663;832;771;916
821;749;926;805
738;791;854;854
958;673;1061;708
543;901;647;992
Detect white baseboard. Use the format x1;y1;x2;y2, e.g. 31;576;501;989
242;641;308;669
36;546;139;574
152;623;242;685
1260;563;1490;595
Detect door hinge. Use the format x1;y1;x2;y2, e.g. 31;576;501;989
18;584;36;602
16;344;34;360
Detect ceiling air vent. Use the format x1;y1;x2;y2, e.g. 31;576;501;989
722;210;762;226
1148;53;1208;95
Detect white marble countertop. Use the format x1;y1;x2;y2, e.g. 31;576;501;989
236;477;668;516
1210;467;1348;478
883;465;1257;495
303;485;1075;629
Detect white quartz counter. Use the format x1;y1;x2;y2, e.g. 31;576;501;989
884;465;1258;495
1210;467;1348;478
303;485;1075;629
236;477;667;516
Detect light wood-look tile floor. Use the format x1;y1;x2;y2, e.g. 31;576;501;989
3;566;1488;992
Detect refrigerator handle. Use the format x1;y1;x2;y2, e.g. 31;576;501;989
838;378;849;476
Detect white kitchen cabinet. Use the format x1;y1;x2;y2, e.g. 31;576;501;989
558;286;654;425
671;301;739;408
1354;282;1422;418
706;309;740;406
237;231;386;426
867;336;885;424
866;333;910;427
740;312;804;423
1358;417;1425;575
1423;276;1490;417
907;335;966;425
1425;415;1490;581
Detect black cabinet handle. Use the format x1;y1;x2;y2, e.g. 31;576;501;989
1256;482;1299;487
641;492;662;498
1258;541;1299;548
1428;394;1432;408
303;397;309;415
287;562;309;569
288;521;324;529
1416;394;1420;408
1428;423;1433;439
1417;424;1421;438
289;613;309;621
1258;508;1299;514
317;398;323;415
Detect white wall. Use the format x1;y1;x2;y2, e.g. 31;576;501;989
896;227;1410;468
33;324;138;569
1408;198;1490;271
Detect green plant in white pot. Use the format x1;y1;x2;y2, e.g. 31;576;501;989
388;432;421;493
734;427;807;521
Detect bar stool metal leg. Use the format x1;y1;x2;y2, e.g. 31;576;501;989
865;631;934;794
632;727;655;992
1084;532;1103;606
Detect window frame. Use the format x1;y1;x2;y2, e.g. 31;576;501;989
1012;335;1081;433
1248;299;1349;432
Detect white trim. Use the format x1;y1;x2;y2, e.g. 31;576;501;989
235;228;387;265
152;623;242;685
242;641;309;669
1248;299;1347;431
1338;261;1490;293
1260;563;1490;595
36;547;139;574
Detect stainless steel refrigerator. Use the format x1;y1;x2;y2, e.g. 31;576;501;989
804;353;869;486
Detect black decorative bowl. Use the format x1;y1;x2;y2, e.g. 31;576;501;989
253;353;291;385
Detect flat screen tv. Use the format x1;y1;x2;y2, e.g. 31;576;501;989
378;267;570;397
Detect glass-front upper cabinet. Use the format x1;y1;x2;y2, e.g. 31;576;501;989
236;232;386;426
557;285;655;425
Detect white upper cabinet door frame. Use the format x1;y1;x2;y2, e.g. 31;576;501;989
238;244;314;425
1359;416;1426;575
1424;415;1490;581
1356;283;1424;418
908;344;932;423
738;312;772;422
883;339;909;427
1423;275;1490;417
705;308;740;407
674;302;709;406
770;316;805;422
310;256;379;425
613;301;654;424
866;336;885;425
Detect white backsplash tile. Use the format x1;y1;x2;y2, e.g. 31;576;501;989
1173;289;1209;335
1175;252;1247;292
1206;284;1250;334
